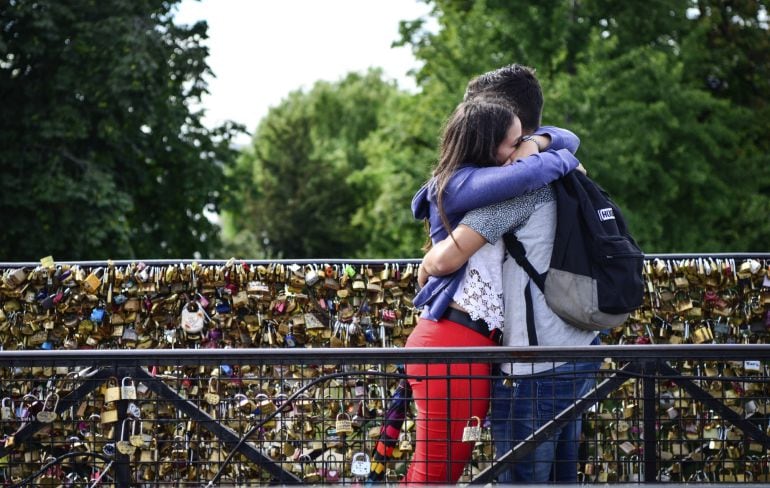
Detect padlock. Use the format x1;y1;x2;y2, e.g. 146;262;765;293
82;268;103;294
350;452;371;477
255;393;276;415
584;458;595;476
121;377;137;400
36;392;58;423
101;408;118;424
274;393;292;414
285;325;297;347
462;416;482;442
305;266;320;286
0;398;12;420
130;420;147;448
354;380;366;397
181;301;206;334
303;462;322;483
90;307;106;323
117;419;137;455
204;378;220;405
233;393;253;413
323;454;341;483
4;267;27;288
399;432;414;452
104;377;121;403
335;413;353;434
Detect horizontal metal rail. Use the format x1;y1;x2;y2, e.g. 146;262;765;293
0;344;769;366
1;252;769;268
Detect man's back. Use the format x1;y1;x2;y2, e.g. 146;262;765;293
499;194;596;375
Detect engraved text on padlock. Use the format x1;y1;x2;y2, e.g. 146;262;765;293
462;416;482;442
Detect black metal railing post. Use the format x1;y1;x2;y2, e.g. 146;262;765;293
642;360;658;482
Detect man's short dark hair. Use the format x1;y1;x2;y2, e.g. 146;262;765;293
464;64;544;133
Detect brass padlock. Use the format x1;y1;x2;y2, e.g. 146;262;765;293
335;413;353;435
101;408;118;424
82;267;104;294
462;416;482;442
104;377;121;403
204;378;220;405
117;419;137;455
130;420;148;448
36;392;58;423
255;393;276;415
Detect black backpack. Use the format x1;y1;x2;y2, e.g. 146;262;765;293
503;170;644;342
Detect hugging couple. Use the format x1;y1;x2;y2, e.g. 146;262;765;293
406;63;600;484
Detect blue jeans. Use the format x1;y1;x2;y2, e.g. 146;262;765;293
491;359;601;483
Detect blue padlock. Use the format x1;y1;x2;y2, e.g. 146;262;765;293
364;326;376;343
215;301;231;314
90;308;105;323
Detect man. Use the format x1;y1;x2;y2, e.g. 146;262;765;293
418;63;600;483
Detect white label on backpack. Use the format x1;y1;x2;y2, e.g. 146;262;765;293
597;208;615;221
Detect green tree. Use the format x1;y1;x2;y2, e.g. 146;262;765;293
0;0;242;261
396;0;770;253
223;70;405;259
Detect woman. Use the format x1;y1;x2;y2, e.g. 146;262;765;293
404;94;580;483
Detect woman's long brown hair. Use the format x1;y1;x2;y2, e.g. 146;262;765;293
428;96;519;245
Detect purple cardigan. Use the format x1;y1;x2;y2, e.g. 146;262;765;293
412;126;580;321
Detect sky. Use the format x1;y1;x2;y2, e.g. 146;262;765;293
174;0;433;146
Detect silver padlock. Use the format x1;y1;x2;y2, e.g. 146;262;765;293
462;416;482;442
121;377;137;400
1;398;12;420
350;452;371;477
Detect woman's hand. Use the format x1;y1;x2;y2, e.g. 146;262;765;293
418;263;430;288
509;135;545;162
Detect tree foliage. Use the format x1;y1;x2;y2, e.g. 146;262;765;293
392;0;770;253
223;70;408;259
0;0;242;261
3;0;767;260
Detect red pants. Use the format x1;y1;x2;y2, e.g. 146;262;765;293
404;317;494;484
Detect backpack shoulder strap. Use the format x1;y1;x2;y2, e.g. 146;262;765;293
502;232;546;347
502;232;546;292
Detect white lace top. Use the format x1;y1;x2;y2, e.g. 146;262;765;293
451;240;506;331
451;185;555;332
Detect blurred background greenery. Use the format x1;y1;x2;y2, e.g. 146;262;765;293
1;0;768;260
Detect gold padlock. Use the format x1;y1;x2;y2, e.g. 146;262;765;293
82;268;104;294
104;377;121;403
335;413;353;434
117;419;137;455
101;408;118;424
204;378;220;405
255;393;276;415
